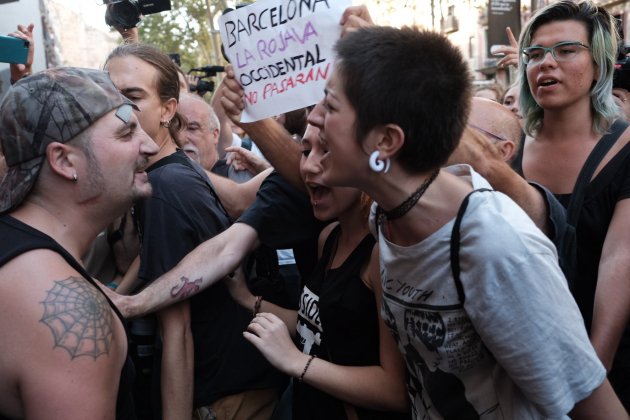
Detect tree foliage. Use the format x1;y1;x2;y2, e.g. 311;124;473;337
139;0;254;72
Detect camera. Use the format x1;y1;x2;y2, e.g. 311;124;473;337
192;80;215;96
188;66;225;96
613;45;630;91
104;0;172;29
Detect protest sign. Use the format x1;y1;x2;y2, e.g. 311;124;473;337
219;0;350;122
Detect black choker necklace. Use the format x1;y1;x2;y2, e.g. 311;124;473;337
377;169;440;224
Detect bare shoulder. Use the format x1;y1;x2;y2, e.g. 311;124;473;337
0;248;122;356
0;249;125;418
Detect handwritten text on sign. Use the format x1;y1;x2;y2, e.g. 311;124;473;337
219;0;350;122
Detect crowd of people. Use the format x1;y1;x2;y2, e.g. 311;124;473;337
1;0;630;419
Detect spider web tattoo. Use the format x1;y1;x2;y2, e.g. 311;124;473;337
40;277;113;360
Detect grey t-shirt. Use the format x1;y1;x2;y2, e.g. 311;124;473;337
373;165;605;419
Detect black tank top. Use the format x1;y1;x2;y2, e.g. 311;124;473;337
513;137;630;406
0;215;136;420
293;225;409;420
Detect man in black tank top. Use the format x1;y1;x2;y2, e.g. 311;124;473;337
0;67;158;419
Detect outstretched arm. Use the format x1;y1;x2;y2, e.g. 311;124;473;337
210;79;236;159
220;65;304;191
207;167;272;219
112;223;260;318
448;128;552;236
225;145;272;175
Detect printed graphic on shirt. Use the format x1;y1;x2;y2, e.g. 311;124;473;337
381;275;499;419
296;285;323;355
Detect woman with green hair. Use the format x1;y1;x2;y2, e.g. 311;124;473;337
516;0;630;407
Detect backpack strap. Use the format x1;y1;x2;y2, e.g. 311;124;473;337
566;119;629;225
450;188;491;303
558;119;628;291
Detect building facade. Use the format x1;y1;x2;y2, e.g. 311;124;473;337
362;0;630;92
0;0;117;98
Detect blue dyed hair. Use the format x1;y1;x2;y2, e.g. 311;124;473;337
518;0;619;135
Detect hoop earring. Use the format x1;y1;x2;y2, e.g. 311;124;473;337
369;151;390;173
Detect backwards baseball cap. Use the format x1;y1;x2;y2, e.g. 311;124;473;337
0;67;136;214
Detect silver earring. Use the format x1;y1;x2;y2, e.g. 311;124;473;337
369;151;390;173
72;173;78;182
160;120;171;128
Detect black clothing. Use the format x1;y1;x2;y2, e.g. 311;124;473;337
514;135;630;408
513;143;572;271
135;151;284;409
237;171;325;280
0;215;136;420
293;226;408;420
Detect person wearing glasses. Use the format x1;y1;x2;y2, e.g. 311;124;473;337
514;0;630;408
467;97;523;164
301;22;626;418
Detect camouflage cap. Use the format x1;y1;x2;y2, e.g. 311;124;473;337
0;67;136;214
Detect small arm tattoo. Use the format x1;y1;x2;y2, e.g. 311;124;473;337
40;277;113;360
170;276;202;299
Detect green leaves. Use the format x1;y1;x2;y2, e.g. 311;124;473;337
140;0;241;72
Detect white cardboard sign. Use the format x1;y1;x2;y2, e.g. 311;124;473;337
219;0;350;122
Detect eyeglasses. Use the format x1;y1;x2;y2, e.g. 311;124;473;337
468;123;508;143
522;41;590;65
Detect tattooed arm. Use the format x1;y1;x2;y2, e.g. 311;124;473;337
0;250;127;419
114;222;261;318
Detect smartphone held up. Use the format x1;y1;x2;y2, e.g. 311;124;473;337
0;35;29;64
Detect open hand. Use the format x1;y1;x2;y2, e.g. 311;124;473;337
8;23;34;81
244;312;306;376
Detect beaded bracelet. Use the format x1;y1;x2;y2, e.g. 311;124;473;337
253;295;263;316
299;355;316;382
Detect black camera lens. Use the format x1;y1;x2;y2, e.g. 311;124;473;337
105;0;142;28
191;80;215;95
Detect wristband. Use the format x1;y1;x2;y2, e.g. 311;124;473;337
299;355;316;382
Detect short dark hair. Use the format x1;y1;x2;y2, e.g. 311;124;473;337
334;26;471;173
